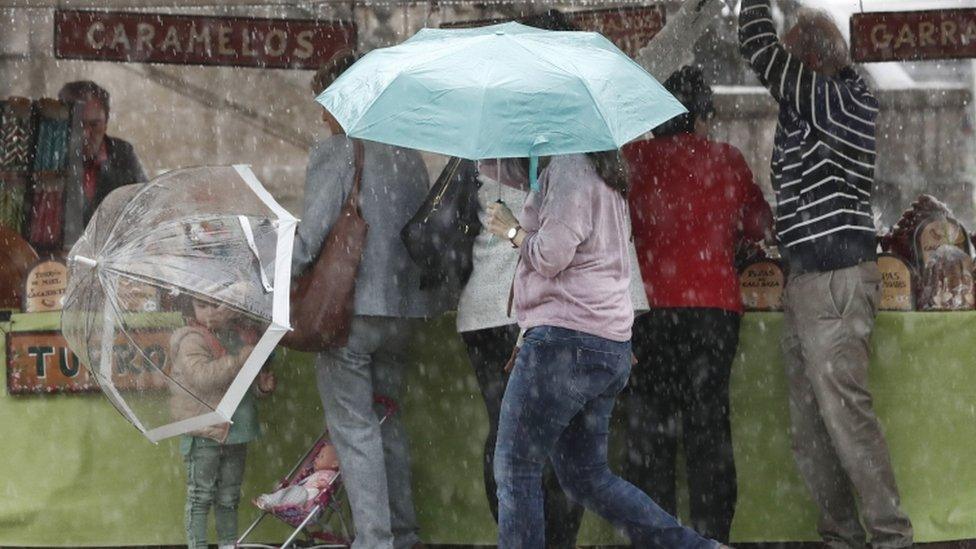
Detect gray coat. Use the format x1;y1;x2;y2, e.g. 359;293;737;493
292;135;439;319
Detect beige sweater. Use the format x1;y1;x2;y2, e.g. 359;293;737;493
168;326;243;443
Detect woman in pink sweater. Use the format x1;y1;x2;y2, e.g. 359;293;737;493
486;152;720;548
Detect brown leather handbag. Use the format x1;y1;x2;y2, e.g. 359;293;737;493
280;140;367;352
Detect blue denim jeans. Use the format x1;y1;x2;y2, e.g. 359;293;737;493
494;326;717;548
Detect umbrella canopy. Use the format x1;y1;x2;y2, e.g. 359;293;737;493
317;21;686;186
62;165;297;443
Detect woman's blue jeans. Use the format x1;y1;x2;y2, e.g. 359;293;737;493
494;326;716;548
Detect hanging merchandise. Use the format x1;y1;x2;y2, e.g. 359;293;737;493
32;99;70;172
0;97;36;237
26;99;72;251
0;171;27;233
27;172;66;251
0;98;34;171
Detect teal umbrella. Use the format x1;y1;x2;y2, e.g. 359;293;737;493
316;22;686;189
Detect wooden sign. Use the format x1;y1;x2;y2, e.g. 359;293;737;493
442;5;666;58
878;254;914;311
568;6;666;58
740;260;784;311
54;10;356;70
851;9;976;63
22;259;68;313
6;329;172;395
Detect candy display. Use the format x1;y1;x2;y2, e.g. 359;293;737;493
881;194;975;311
918;244;975;311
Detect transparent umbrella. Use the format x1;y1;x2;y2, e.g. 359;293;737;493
61;165;297;442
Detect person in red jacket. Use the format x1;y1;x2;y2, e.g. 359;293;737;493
621;65;772;543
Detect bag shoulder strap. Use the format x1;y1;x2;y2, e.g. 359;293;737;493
348;139;365;206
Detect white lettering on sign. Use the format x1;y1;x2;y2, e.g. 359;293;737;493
866;16;976;52
295;30;314;59
85;21;106;48
77;21;327;61
136;22;155;52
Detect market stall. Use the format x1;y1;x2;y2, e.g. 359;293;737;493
3;311;976;545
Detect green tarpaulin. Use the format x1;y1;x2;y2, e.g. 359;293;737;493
1;311;974;545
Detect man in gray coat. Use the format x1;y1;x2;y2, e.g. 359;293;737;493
292;56;437;549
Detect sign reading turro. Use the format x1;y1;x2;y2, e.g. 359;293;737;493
54;10;356;70
6;329;172;395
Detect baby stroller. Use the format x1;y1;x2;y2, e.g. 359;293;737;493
237;395;399;549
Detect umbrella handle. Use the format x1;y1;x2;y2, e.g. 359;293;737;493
528;136;548;192
529;155;540;192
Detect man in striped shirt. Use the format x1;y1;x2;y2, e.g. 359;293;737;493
739;2;913;548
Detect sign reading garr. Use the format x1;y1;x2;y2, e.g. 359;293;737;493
851;9;976;62
54;10;356;70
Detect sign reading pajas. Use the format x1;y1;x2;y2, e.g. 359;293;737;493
54;10;356;70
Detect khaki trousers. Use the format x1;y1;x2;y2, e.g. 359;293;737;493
782;262;913;549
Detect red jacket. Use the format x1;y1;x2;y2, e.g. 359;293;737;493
625;133;772;314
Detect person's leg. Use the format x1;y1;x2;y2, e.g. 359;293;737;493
316;316;394;549
183;439;219;549
494;327;592;547
541;467;585;549
371;318;422;549
783;272;866;549
461;325;519;522
549;331;714;549
620;310;682;517
681;310;740;543
795;264;913;549
464;324;584;548
213;443;248;547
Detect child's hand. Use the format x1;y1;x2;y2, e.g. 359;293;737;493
257;371;276;395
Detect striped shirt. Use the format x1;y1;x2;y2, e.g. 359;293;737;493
739;0;878;274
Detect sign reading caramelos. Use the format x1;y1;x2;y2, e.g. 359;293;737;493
851;9;976;62
54;10;356;70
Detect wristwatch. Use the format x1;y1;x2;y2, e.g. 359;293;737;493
506;226;521;248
